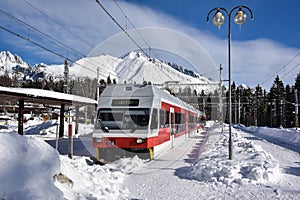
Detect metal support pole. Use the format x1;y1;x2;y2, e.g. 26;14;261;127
75;106;79;135
207;5;253;160
228;19;233;160
55;122;59;149
59;104;65;138
219;64;224;132
270;102;273;127
254;94;257;126
234;94;237;124
97;67;100;102
296;89;299;130
219;64;223;124
18;99;24;135
63;59;69;94
238;95;241;125
68;123;73;159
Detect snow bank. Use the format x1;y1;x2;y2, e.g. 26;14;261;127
191;125;281;186
238;126;300;148
57;156;128;199
0;132;63;199
0;129;147;199
56;155;146;199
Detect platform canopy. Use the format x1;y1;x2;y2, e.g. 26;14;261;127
0;86;97;136
0;86;97;106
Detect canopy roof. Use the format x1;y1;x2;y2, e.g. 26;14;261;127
0;86;97;106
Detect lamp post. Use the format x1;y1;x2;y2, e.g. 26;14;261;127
207;6;254;160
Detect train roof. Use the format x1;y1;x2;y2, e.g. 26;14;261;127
100;84;199;113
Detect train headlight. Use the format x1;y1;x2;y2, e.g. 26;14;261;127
95;138;103;143
136;138;145;144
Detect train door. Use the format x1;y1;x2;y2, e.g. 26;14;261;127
170;107;175;148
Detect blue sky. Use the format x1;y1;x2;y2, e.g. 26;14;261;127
127;0;300;49
1;0;300;89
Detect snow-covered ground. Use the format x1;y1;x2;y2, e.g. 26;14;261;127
0;118;299;199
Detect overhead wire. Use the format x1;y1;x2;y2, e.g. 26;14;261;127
94;0;149;57
0;25;99;74
3;0;209;85
0;7;145;83
0;7;121;79
112;0;170;81
22;0;94;48
0;25;67;61
261;51;300;85
22;0;147;81
279;62;300;80
113;0;191;83
112;1;215;83
0;8;84;59
113;0;161;60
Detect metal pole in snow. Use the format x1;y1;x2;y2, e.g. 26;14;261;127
68;123;73;159
295;89;299;130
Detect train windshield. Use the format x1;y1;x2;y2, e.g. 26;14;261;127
95;108;150;131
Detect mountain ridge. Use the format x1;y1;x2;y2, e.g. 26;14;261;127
0;50;220;93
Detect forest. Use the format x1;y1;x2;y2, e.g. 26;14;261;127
202;73;300;128
0;69;299;128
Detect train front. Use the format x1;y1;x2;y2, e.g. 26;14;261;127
92;84;157;163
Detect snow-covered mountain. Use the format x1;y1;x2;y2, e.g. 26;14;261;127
0;51;29;70
0;51;219;93
0;51;30;76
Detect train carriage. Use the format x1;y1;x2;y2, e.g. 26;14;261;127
92;84;205;162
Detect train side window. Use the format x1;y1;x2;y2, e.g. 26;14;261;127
159;110;170;128
159;109;164;128
165;111;169;127
175;112;185;133
150;108;158;130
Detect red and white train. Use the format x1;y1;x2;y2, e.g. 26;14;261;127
92;84;206;162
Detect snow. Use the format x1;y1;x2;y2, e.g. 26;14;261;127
0;132;63;199
0;117;300;199
191;126;281;185
237;125;300;151
0;51;29;74
0;86;97;105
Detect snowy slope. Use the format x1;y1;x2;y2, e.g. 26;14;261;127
55;51;218;93
0;51;30;77
237;125;300;151
71;51;219;93
0;51;29;70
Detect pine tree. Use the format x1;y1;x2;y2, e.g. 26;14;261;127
238;86;253;126
294;73;300;127
295;72;300;90
206;93;212;120
0;70;12;87
231;82;237;124
269;76;285;127
12;70;22;87
285;85;295;127
255;84;267;126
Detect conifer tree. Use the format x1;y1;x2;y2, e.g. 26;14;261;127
269;76;285;127
285;85;295;127
0;70;12;87
255;84;267;126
